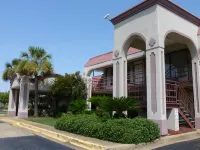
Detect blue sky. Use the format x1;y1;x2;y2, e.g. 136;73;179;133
0;0;199;92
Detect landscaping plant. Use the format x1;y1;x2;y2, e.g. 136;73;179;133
17;47;53;117
49;72;87;110
69;99;87;114
0;92;9;106
90;96;139;118
55;114;160;144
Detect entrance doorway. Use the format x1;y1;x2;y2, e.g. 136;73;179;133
15;90;19;116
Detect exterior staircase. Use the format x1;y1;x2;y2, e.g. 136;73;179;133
166;80;195;128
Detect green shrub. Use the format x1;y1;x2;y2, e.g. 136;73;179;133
89;96;112;107
3;104;8;110
83;110;94;115
69;100;87;114
99;97;139;118
55;114;160;144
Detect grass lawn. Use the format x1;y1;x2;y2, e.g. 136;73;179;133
0;111;7;114
28;117;58;126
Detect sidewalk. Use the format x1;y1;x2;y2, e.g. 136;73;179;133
0;117;200;150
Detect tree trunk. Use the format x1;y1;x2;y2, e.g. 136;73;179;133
34;76;39;117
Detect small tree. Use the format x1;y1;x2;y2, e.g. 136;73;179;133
17;46;53;117
49;71;87;111
0;92;9;105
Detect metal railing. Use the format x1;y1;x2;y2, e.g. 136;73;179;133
165;66;192;83
92;76;113;92
166;80;195;119
127;71;146;105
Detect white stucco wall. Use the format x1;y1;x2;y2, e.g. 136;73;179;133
11;78;20;89
29;77;55;92
157;5;199;57
83;51;145;77
11;76;56;92
83;60;113;77
113;5;158;53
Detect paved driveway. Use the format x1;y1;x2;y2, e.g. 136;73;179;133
154;138;200;150
0;121;82;150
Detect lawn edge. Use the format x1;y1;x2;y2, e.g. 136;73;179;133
1;117;200;150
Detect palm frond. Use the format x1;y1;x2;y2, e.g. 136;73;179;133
29;46;46;60
12;59;21;66
2;68;15;81
42;54;52;61
24;61;38;76
5;62;12;69
21;52;29;59
16;60;29;75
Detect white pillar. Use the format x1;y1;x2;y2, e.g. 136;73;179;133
18;76;30;118
195;31;200;128
8;89;17;117
86;76;92;110
146;47;168;135
167;108;179;131
192;59;200;128
113;57;127;97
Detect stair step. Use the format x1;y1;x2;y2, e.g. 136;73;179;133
184;113;190;116
179;122;187;125
179;119;186;122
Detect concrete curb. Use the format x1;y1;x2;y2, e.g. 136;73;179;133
0;118;109;150
1;117;200;150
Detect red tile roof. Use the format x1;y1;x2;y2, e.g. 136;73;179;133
85;48;141;67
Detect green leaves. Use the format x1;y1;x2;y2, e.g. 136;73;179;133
2;68;15;81
55;114;160;144
2;46;53;82
19;46;53;77
0;92;9;104
69;100;87;114
49;71;87;101
90;96;139;118
21;52;29;59
2;59;21;81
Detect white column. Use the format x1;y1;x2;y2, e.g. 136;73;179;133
18;76;30;118
86;76;92;110
8;89;17;117
146;47;168;135
195;32;200;128
192;59;200;128
167;108;179;131
113;57;127;97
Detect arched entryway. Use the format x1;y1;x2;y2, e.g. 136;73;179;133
122;33;147;107
164;31;198;129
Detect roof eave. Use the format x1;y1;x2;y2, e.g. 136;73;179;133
111;0;200;26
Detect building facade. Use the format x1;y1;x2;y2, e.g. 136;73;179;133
83;0;200;135
7;74;56;118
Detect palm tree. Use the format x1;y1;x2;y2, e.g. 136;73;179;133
2;59;21;81
99;97;139;118
17;46;53;117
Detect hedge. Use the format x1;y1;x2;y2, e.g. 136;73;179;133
55;114;160;144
